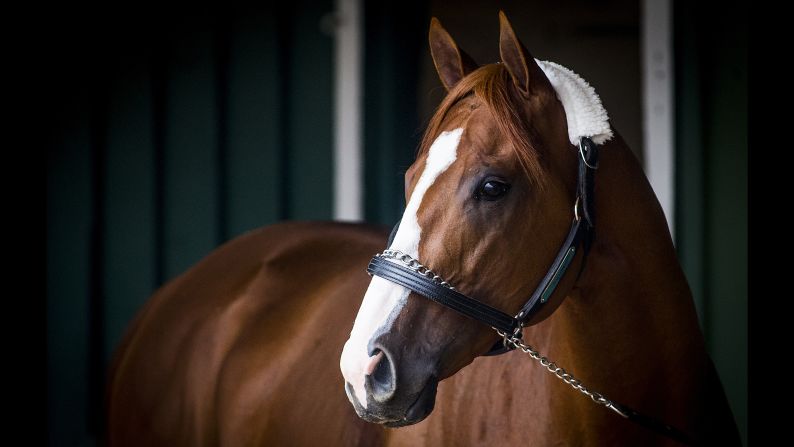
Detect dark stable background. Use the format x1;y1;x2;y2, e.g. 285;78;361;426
42;1;746;445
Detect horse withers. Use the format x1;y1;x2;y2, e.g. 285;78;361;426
108;11;740;446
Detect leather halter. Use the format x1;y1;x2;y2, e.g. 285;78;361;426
368;136;599;356
365;138;694;444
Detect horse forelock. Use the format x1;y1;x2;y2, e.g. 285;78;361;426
418;63;551;191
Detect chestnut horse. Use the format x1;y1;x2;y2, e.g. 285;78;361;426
108;12;740;446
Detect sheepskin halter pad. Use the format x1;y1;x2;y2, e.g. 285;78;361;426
536;60;613;146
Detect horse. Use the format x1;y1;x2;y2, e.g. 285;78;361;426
107;11;740;446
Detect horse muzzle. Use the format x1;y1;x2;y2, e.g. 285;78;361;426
345;375;438;427
343;340;440;426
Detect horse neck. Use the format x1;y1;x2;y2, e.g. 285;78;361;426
540;134;709;413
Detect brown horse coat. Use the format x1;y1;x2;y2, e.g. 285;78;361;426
108;222;387;446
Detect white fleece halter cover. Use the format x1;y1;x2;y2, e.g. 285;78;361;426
536;60;613;146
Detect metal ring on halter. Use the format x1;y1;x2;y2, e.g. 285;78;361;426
574;196;582;222
579;140;599;169
512;325;523;339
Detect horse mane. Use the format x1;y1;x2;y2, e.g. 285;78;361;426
418;63;546;187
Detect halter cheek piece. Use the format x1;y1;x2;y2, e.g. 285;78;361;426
368;137;599;356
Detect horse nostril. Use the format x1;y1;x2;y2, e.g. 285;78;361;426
371;354;391;387
366;349;396;402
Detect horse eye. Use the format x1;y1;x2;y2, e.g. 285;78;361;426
478;180;510;200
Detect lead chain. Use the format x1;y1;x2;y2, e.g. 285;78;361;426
495;329;628;419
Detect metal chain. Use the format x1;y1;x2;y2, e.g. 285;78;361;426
495;328;628;419
375;250;456;290
373;249;628;420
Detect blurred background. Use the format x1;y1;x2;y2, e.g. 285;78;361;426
45;0;746;445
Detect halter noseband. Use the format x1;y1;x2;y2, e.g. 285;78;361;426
367;137;599;356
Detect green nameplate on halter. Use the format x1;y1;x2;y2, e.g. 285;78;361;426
540;246;577;303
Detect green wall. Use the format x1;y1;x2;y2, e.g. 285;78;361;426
363;1;428;225
45;3;333;445
675;0;747;444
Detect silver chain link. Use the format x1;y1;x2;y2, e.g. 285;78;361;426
495;328;628;418
373;249;628;419
375;250;457;290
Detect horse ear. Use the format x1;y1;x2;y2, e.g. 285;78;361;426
429;17;479;91
498;11;547;98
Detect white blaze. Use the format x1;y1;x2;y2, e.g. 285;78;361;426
340;128;463;408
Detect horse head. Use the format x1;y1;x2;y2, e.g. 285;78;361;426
341;11;596;426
